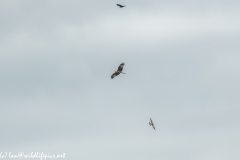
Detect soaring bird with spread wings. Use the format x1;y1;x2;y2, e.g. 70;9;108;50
111;63;125;79
149;118;156;130
116;4;126;8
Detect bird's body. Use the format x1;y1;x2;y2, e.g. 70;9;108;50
149;118;156;130
111;63;125;79
116;4;126;8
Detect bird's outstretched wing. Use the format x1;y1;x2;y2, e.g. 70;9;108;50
117;63;125;72
111;72;119;79
117;4;122;7
152;123;156;130
117;4;125;8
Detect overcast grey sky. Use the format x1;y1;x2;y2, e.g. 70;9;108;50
0;0;240;160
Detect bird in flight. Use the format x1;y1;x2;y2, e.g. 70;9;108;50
116;4;126;8
149;118;156;130
111;63;125;79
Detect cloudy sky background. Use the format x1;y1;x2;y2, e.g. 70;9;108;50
0;0;240;159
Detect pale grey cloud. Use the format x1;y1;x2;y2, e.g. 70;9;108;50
0;0;240;160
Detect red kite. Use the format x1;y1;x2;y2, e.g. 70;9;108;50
111;63;125;79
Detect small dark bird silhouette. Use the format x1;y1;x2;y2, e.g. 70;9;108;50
111;63;125;79
149;118;156;130
116;4;126;8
